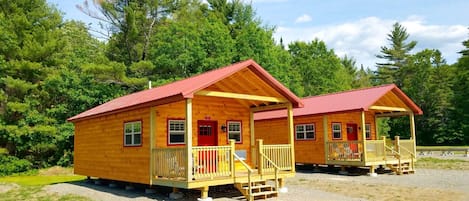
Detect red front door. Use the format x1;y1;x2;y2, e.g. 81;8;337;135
197;120;218;146
346;124;358;141
346;123;358;153
197;120;218;173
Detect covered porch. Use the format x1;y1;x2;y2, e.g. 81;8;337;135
145;60;303;200
326;107;418;175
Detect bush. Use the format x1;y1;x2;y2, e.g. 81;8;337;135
0;155;33;176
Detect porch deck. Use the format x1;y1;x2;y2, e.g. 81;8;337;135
151;140;294;189
326;136;416;169
153;169;294;188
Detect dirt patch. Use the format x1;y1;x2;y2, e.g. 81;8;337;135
0;183;19;193
287;176;464;201
39;166;74;176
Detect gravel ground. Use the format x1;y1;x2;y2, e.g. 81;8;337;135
43;166;469;201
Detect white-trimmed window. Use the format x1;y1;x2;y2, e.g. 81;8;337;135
332;123;342;139
295;124;315;140
124;121;142;146
168;120;185;144
365;124;371;139
227;121;242;143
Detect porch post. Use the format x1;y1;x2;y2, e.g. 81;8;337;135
185;98;193;181
360;111;367;164
250;110;256;166
149;106;156;185
323;115;329;163
287;103;295;172
409;113;416;158
374;115;379;139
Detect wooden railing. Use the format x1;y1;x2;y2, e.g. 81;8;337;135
261;143;293;171
153;148;187;179
326;136;417;164
365;139;386;161
192;145;232;179
326;141;363;161
233;152;253;197
398;139;415;159
153;140;293;181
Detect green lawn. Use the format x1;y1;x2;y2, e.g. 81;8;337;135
0;167;89;201
417;145;469;150
416;157;469;170
0;175;86;186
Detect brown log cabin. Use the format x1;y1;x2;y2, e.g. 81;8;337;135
254;84;423;175
68;59;303;201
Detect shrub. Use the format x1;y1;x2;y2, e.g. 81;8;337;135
0;155;33;176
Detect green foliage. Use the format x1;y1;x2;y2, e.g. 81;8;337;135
450;36;469;145
0;155;32;176
288;39;353;96
375;22;417;86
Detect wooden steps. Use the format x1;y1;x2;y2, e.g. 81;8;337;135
387;162;415;175
235;180;278;201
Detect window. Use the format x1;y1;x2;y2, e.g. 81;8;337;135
295;124;315;140
124;121;142;146
332;123;342;139
227;121;242;143
168;120;185;144
365;124;371;139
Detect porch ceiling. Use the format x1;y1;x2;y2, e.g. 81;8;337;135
196;68;289;108
370;90;411;114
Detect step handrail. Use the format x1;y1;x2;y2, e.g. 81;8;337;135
233;153;253;198
399;146;415;171
259;152;280;192
385;144;402;173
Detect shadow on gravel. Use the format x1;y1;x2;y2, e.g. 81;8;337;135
65;179;244;200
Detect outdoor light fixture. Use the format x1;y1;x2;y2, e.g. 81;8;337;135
221;124;227;132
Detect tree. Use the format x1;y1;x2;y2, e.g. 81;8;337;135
450;35;469;145
288;39;352;96
375;22;417;87
341;56;373;88
0;0;66;167
78;0;180;65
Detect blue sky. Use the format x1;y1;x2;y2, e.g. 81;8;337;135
48;0;468;69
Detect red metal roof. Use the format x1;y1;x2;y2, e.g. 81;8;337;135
68;59;303;122
254;84;423;121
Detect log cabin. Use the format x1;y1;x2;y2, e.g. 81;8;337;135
68;59;303;201
254;84;423;175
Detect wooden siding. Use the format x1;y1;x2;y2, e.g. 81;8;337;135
74;107;151;184
254;111;376;165
155;95;252;163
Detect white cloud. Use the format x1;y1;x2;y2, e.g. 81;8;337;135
295;14;312;23
274;16;467;69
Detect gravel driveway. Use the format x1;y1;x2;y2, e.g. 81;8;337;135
44;167;469;201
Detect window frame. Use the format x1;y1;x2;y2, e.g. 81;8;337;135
295;123;316;140
332;122;342;140
227;120;242;144
167;119;186;145
123;120;142;147
365;123;371;140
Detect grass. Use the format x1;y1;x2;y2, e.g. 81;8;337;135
417;145;469;150
416;157;469;170
0;166;90;201
0;175;86;186
1;185;90;201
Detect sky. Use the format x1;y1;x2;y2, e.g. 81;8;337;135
48;0;468;69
